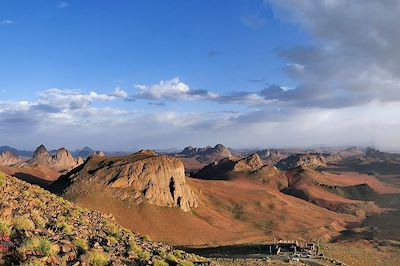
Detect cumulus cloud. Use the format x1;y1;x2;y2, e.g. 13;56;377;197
131;77;270;106
132;77;219;101
264;0;400;108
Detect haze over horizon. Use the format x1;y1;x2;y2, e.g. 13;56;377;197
1;0;400;151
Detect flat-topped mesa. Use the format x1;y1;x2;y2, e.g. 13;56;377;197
53;151;198;212
275;153;339;170
0;151;23;166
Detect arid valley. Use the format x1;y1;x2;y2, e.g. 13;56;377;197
1;144;399;265
1;1;400;265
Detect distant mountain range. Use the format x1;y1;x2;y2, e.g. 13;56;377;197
0;146;33;157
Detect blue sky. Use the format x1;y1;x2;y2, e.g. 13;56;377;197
1;0;400;151
1;0;306;100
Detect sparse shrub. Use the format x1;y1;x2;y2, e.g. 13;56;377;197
129;241;150;261
0;219;11;238
165;252;178;262
178;260;195;266
106;236;118;246
0;172;6;187
20;260;46;266
55;221;73;235
106;223;121;238
13;217;35;231
173;249;185;259
87;250;109;266
137;249;151;261
78;218;88;226
32;215;46;228
56;216;66;223
73;238;88;252
142;235;151;241
69;209;80;218
159;250;167;258
129;240;141;253
153;259;169;266
19;237;52;257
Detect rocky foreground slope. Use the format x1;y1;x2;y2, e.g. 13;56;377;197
52;150;198;212
0;171;212;265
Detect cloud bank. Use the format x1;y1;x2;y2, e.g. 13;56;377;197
1;0;400;151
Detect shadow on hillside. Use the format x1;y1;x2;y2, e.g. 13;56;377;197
332;193;400;242
13;172;52;188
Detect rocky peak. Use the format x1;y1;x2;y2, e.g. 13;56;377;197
233;153;264;172
54;148;73;160
136;149;157;156
33;144;48;158
28;146;83;173
0;151;23;166
213;144;231;157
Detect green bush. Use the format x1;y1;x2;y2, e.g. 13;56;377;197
73;238;88;252
0;172;6;187
106;223;121;238
0;219;11;237
165;253;178;262
153;259;169;266
20;260;46;266
178;260;195;266
142;235;152;241
32;215;46;228
55;221;73;235
87;250;109;266
13;217;35;231
106;236;118;246
19;237;52;257
129;241;150;261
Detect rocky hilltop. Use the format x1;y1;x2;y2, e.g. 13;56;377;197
275;153;338;170
178;144;232;161
52;150;198;212
27;145;83;173
0;151;23;166
337;146;364;159
0;172;210;265
195;154;265;180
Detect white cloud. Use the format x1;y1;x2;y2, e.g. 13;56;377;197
0;20;13;25
264;0;400;107
57;1;69;9
133;77;218;101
